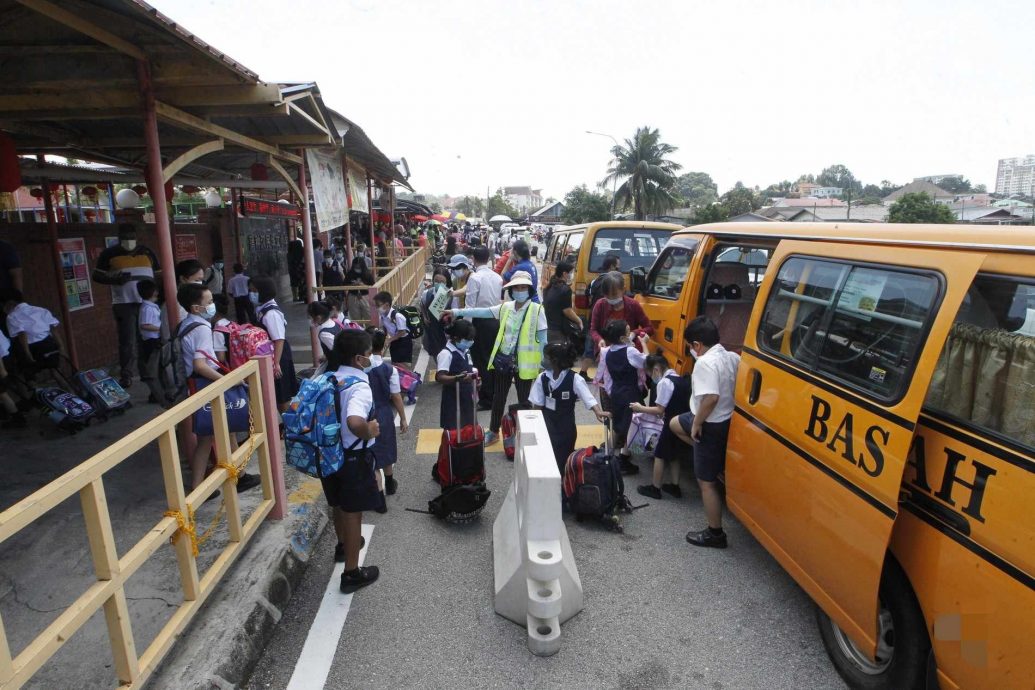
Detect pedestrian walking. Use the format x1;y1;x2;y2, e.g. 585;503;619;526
367;327;406;500
670;317;740;549
445;270;546;446
374;292;413;370
226;263;255;325
203;256;224;296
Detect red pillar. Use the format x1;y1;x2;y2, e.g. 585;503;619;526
37;158;79;369
136;60;179;332
297;152;321;365
366;175;379;327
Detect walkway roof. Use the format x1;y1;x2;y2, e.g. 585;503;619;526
0;0;408;189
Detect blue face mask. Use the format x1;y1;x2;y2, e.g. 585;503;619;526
512;289;529;303
457;339;474;351
202;303;216;318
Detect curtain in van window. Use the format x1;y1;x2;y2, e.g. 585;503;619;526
926;322;1035;448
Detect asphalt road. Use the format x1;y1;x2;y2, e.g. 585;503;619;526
244;353;846;690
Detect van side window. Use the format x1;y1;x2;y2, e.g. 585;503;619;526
564;231;584;263
758;256;940;402
702;245;772;353
925;275;1035;449
646;243;698;300
549;235;567;263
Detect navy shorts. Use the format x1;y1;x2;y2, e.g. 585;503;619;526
677;413;730;483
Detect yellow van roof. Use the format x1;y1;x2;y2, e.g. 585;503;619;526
554;221;684;232
675;221;1035;253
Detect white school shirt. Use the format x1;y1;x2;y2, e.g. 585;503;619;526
178;314;215;377
381;308;409;338
435;342;472;378
529;369;598;410
227;273;250;298
213;317;232;353
316;318;338;354
654;368;679;407
138;300;162;341
258;300;286;341
334;365;376;449
690;344;740;423
370;354;401;393
464;265;504;309
0;329;10;358
6;303;59;344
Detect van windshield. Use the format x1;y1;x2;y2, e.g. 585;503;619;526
588;228;673;272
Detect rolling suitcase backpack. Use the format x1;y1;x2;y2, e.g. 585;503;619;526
562;419;634;531
36;387;95;434
74;368;131;419
394;364;422;405
500;403;531;461
429;383;490;522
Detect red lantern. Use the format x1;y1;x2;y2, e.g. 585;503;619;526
81;186;98;199
250;163;268;181
181;185;199;195
0;132;20;193
164;180;174;201
30;187;44;199
132;184;148;196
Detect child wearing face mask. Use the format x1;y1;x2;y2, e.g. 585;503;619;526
435;318;478;430
373;291;413;371
366;327;407;502
633;353;692;500
253;276;297;412
530;341;609;472
598;319;649;476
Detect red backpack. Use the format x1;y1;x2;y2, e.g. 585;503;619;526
214;322;275;369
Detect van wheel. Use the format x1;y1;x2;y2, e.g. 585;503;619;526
816;559;930;690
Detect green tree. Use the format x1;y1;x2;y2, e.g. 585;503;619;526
486;187;519;219
602;126;682;220
672;171;718;207
719;182;762;216
817;164;862;195
879;180;901;196
935;176;972;194
887;192;955;224
692;204;729;224
761;179;796;199
455;195;485;218
560;184;611;224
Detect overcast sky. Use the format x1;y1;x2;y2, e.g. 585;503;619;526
153;0;1034;199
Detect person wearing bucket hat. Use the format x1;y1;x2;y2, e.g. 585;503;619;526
445;269;547;446
442;254;472;308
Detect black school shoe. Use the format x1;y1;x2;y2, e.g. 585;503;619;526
619;457;640;475
340;565;379;593
385;475;398;496
637;484;662;499
686;527;728;549
333;537;366;563
236;473;261;492
661;483;682;498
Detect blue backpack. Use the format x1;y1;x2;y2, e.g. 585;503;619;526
284;373;362;478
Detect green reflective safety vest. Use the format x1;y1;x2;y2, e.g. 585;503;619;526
488;301;543;380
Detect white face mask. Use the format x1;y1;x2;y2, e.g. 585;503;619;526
121;239;137;251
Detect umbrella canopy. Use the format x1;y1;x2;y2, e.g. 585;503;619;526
438;211;467;221
431;213;450;222
489;214;513;222
412;214;429;222
425;219;442;226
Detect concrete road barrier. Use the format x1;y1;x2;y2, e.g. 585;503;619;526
492;410;583;656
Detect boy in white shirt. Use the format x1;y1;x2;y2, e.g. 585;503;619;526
2;288;63;372
136;279;170;406
373;291;412;370
671;317;740;549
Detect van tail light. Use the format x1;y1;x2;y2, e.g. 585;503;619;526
574;284;589;309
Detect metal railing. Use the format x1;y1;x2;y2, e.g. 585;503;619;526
0;358;281;690
317;244;430;326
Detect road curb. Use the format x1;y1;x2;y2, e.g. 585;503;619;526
146;490;328;690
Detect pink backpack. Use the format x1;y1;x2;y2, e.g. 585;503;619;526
215;322;275;369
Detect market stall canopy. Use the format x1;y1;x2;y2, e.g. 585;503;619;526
489;214;513;222
0;0;408;191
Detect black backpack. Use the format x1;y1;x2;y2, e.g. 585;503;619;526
392;306;424;339
428;482;491;523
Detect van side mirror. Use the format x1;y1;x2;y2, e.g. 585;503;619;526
629;267;647;294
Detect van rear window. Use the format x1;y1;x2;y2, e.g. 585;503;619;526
758;256;941;402
588;228;671;272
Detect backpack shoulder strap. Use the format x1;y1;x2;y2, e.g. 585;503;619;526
176;321;205;341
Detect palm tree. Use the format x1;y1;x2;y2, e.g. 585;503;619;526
601;126;682;220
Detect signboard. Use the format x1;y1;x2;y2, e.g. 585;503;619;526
240;196;299;218
174;234;198;261
57;238;93;311
347;167;368;214
427;284;451;321
305;148;348;231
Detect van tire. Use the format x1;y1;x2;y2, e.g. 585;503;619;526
816;559;930;690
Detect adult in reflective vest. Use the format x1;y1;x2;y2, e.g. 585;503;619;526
445;270;547;446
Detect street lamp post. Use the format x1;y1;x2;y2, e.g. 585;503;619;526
586;130;619;219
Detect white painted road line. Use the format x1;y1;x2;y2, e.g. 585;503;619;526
285;523;375;690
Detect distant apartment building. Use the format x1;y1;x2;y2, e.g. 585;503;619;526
995;155;1035;196
797;182;842;198
504;186;543;213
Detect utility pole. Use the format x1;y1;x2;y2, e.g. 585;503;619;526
586;130;619;219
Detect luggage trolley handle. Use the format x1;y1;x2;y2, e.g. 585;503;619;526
603;416;614;456
449;367;480;483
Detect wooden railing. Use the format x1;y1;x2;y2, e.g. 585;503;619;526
0;358;279;690
317;244;430;325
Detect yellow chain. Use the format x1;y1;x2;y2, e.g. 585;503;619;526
163;505;199;557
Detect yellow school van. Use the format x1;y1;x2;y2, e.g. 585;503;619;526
541;221;682;318
630;222;1034;690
